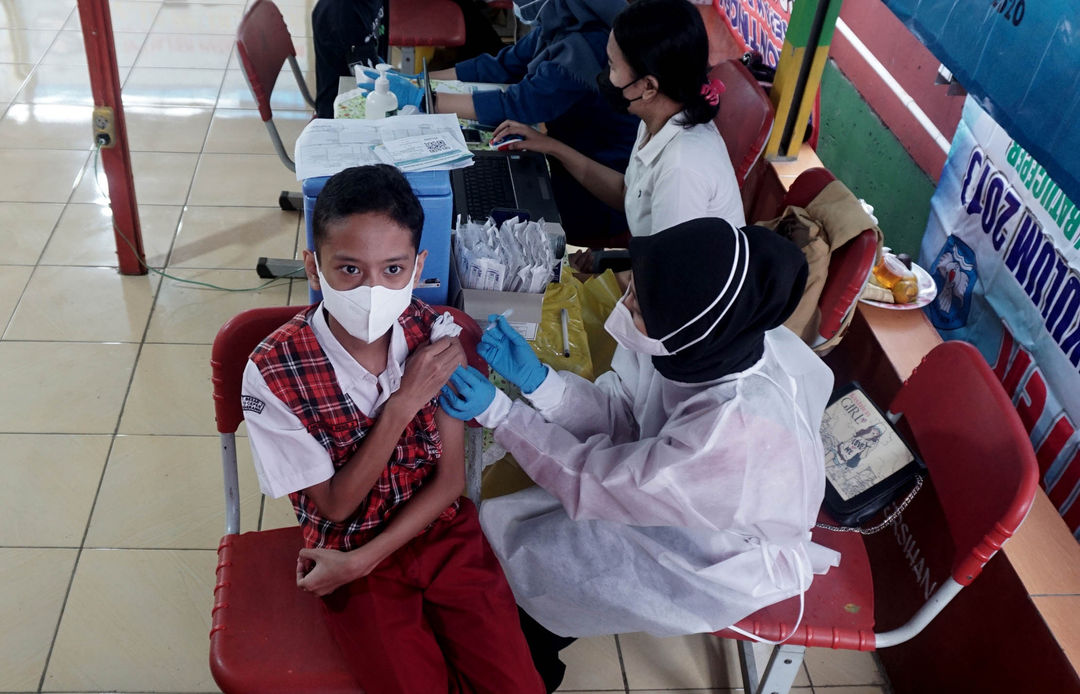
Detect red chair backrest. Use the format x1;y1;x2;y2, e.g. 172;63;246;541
889;341;1039;585
818;229;877;341
236;0;295;122
212;305;299;435
388;0;466;47
211;305;487;435
781;167;877;342
783;166;836;209
711;59;775;186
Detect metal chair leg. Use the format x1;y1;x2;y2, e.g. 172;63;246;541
278;191;303;211
256;257;306;279
754;644;806;694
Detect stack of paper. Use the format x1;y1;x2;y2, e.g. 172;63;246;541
293;115;473;181
374;132;472;172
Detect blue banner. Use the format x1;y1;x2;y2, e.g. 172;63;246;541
883;0;1080;207
920;98;1080;540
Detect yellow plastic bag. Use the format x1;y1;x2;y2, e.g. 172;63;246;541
530;268;595;381
576;269;622;376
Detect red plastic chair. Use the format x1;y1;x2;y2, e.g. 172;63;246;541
715;341;1039;694
782;167;879;347
389;0;466;72
711;58;775;188
209;305;487;693
236;0;315;212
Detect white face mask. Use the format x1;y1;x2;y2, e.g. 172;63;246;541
315;256;416;342
513;0;549;25
603;298;670;356
604;227;750;356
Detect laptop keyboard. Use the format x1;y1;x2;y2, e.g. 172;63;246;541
462;156;516;220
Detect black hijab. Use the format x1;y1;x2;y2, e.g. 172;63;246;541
629;218;808;383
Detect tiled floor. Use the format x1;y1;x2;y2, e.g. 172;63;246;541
0;1;892;692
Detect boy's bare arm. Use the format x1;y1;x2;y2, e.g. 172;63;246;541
301;337;464;522
297;408;466;595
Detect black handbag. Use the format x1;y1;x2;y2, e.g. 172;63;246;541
818;382;926;531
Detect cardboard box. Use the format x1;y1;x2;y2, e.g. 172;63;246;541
459;287;544;340
447;240;554;341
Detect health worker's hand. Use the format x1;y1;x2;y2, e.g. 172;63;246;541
297;547;378;596
491;120;556;155
358;68;425;109
478;314;547;393
439;365;497;421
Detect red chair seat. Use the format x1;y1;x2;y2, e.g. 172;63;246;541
715;521;876;651
210;527;361;694
389;0;466;47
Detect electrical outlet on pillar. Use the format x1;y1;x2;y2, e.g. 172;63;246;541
92;106;116;148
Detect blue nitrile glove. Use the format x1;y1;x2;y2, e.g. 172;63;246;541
440;365;496;421
478;314;547;393
359;68;425;110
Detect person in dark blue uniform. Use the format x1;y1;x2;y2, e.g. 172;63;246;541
430;0;639;244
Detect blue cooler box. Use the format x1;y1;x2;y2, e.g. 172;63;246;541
301;170;453;306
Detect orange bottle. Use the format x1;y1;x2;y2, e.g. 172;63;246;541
871;254;907;289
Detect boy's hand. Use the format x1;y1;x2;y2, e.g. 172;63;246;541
392;337;465;418
296;547;379;596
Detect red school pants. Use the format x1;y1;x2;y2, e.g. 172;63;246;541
320;498;546;694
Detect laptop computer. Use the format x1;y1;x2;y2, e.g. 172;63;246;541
419;59;562;223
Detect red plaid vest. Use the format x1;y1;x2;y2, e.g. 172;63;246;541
251;300;458;550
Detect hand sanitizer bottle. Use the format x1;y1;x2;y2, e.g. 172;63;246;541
364;64;399;119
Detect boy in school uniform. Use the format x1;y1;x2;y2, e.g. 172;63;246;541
241;164;545;694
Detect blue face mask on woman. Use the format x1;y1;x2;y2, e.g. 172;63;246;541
513;0;549;25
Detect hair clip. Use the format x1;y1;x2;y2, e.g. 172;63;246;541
700;79;726;106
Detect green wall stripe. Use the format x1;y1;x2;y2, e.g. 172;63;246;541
816;60;935;257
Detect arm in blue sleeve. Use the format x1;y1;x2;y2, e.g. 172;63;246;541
470;61;593;127
455;31;538;84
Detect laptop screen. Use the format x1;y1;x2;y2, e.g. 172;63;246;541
421;57;434;114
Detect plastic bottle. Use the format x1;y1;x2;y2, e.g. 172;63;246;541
364;64;398;120
871;254;908;289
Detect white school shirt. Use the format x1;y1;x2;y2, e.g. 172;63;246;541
623;116;746;237
241;305;409;499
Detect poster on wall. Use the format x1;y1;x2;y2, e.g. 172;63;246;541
714;0;791;67
882;0;1080;217
920;97;1080;540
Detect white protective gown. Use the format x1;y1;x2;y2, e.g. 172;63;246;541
480;326;840;637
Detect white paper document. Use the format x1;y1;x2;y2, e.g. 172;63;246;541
294;115;473;181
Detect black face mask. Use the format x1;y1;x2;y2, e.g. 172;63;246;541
596;72;643;114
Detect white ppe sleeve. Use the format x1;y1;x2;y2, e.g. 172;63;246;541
241;360;335;499
474;388;513;429
522;368;639;445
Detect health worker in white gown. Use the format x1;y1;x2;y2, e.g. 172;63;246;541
440;218;840;647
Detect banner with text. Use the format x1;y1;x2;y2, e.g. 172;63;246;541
920;97;1080;539
714;0;790;68
883;0;1080;211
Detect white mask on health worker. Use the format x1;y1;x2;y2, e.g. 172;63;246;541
603;225;750;358
315;257;416;343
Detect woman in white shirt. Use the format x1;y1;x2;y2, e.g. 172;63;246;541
491;0;746;245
